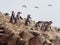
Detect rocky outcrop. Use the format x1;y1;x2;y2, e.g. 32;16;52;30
0;12;60;45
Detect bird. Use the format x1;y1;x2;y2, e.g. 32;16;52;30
4;13;10;16
22;5;27;8
48;4;52;7
35;6;39;8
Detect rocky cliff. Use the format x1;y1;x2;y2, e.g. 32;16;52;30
0;12;60;45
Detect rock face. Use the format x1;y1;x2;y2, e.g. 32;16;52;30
0;12;60;45
29;37;42;45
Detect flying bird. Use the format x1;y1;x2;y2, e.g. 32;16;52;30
22;5;27;8
35;6;39;8
48;4;52;7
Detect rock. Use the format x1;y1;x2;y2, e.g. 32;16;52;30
29;37;42;45
0;12;60;45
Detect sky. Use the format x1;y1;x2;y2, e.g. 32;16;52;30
0;0;60;27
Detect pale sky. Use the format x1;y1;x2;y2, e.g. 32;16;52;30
0;0;60;27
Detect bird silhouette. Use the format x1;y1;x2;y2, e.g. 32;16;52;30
22;5;27;8
48;4;52;7
35;6;39;8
